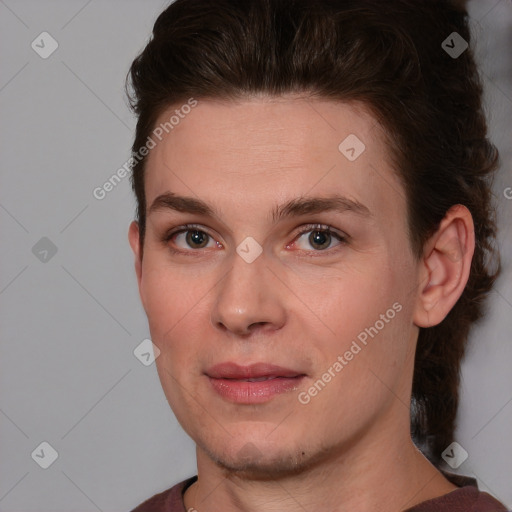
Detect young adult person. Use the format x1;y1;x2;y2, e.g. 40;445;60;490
126;1;507;510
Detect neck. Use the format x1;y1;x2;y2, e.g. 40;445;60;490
184;410;457;512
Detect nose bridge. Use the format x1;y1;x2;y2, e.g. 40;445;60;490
211;245;285;335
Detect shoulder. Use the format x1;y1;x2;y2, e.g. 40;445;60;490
406;477;508;512
129;476;197;512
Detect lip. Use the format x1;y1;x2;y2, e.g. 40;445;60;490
205;362;306;404
206;362;303;379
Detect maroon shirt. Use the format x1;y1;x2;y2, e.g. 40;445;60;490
130;472;508;511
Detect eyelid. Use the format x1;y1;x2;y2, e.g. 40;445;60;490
162;223;348;253
163;223;215;242
291;223;347;241
288;223;348;253
163;223;222;251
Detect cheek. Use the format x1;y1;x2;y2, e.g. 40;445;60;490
141;264;206;415
141;272;174;333
313;264;395;336
300;282;413;435
308;254;414;379
140;258;212;375
140;256;198;332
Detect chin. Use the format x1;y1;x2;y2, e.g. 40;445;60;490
199;437;331;480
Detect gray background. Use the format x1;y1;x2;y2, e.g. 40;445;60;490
0;1;511;510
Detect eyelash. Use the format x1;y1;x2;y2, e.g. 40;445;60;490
162;223;347;256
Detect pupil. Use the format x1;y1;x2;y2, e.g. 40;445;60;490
185;230;331;250
310;230;330;250
188;230;208;248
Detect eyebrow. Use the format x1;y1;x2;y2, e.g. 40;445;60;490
148;192;372;222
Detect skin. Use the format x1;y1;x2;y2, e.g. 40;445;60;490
128;96;474;512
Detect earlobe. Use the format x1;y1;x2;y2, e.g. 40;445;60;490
413;205;475;328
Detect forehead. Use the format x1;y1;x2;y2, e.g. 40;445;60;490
143;96;407;229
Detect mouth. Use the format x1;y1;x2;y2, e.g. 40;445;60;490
205;362;306;404
233;376;287;382
205;361;304;379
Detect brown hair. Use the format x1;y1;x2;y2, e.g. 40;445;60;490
126;0;500;466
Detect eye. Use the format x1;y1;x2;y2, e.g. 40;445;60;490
291;224;346;252
162;223;347;255
164;224;221;252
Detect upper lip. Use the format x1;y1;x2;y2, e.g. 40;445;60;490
205;362;305;379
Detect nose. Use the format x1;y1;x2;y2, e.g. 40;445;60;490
210;247;287;338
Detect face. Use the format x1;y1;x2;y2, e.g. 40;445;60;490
129;96;423;476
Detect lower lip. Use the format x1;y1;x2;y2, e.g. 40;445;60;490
207;376;305;404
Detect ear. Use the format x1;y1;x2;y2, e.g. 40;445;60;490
413;204;475;328
128;221;144;304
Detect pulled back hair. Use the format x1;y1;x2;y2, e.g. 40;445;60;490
126;0;500;466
